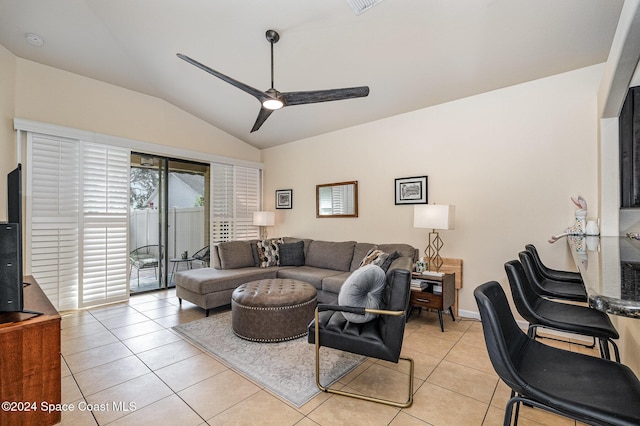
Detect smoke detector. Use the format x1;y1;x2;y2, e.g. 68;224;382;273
346;0;386;15
25;33;44;47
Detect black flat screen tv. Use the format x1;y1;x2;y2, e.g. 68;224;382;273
8;164;21;224
0;164;24;312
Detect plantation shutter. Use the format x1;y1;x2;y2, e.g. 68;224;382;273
27;135;130;310
211;163;260;242
28;134;80;311
211;163;233;242
80;143;129;307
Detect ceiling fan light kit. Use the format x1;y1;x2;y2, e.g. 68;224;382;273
263;99;284;110
177;29;369;133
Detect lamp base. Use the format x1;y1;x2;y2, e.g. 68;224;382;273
425;230;444;272
259;227;269;240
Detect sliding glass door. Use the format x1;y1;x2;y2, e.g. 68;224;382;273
129;153;209;293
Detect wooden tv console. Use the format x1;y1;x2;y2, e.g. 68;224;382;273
0;276;61;426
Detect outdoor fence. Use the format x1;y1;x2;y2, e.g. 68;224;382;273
130;207;205;259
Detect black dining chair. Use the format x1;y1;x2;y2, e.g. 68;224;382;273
519;250;587;302
474;281;640;426
505;259;620;361
308;266;414;408
525;244;583;283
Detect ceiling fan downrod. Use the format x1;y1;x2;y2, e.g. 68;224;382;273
266;30;279;90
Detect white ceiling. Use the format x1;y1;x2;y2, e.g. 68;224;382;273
0;0;624;149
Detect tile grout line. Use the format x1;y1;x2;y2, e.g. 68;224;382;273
62;296;207;425
97;295;210;425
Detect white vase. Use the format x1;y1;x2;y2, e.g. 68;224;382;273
586;220;599;236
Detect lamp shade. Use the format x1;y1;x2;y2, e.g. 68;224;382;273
253;211;275;226
413;205;455;230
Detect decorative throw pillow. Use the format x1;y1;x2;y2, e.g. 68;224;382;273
338;264;386;323
378;251;400;272
279;241;305;266
257;238;283;268
359;248;401;272
359;248;384;268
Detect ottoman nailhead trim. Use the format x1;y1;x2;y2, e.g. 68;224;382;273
233;330;309;343
232;297;317;311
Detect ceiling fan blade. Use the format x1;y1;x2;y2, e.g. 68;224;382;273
177;53;266;102
250;107;275;133
281;86;369;106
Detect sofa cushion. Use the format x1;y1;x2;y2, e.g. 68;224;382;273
377;243;418;261
257;238;283;268
279;241;305;266
350;242;377;271
248;239;262;266
276;266;344;289
338;264;386;323
175;267;279;294
217;241;256;269
321;272;351;295
305;240;356;272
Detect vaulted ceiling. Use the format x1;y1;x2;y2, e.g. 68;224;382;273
0;0;624;149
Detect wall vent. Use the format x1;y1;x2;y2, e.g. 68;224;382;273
346;0;386;15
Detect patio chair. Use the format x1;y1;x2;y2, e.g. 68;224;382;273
191;245;210;267
129;245;162;285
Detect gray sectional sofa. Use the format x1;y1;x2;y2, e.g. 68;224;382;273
175;237;418;316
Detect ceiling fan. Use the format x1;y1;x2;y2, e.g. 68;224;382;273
177;29;370;133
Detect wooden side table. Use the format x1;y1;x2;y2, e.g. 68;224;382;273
169;257;194;283
0;276;61;426
409;272;456;332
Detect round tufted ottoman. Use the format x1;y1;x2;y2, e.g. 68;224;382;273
231;278;317;342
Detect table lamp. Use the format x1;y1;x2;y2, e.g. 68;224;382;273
413;204;455;272
253;211;275;239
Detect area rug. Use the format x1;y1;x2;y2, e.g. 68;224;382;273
172;311;366;407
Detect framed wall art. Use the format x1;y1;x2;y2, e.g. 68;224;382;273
395;176;428;205
275;189;293;209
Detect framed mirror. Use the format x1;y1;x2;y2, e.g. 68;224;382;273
316;181;358;218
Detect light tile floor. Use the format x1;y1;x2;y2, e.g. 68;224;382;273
58;289;598;425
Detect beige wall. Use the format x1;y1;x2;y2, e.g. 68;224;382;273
263;64;602;315
12;58;260;163
0;44;16;222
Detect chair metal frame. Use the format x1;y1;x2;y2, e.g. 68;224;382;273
313;305;414;408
